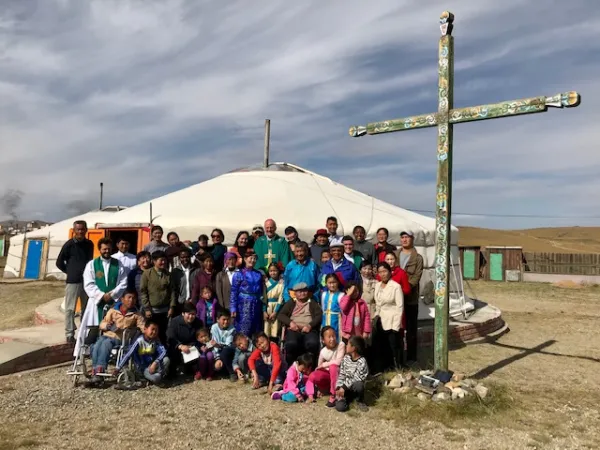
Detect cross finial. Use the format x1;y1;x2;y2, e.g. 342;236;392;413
440;11;454;36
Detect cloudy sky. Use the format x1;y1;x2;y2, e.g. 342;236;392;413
1;0;598;229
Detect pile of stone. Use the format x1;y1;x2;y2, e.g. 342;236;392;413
385;370;489;402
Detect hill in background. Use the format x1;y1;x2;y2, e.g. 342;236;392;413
458;226;600;253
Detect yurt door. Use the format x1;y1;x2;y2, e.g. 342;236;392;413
24;240;43;279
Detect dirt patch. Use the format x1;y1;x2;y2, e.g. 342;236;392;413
0;281;64;330
552;280;585;289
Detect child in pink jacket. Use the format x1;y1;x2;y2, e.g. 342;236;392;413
339;281;372;342
271;353;314;402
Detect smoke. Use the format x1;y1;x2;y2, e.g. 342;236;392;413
0;189;23;222
65;198;97;216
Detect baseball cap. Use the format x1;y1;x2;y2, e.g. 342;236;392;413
400;231;414;237
252;225;264;233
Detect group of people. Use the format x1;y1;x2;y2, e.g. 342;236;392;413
57;216;423;411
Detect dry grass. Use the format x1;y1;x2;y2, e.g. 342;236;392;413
370;379;514;427
0;281;64;330
449;281;600;441
458;226;600;253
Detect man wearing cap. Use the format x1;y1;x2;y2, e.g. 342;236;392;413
283;241;320;302
251;225;264;247
310;229;329;266
284;226;300;254
399;231;423;365
320;242;361;289
277;282;323;367
254;219;292;273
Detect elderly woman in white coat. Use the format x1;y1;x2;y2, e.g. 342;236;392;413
374;261;404;371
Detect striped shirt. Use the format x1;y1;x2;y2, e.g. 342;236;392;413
335;354;369;388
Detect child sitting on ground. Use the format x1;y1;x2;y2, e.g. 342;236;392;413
232;332;254;381
339;281;372;342
90;289;145;384
272;353;314;403
196;286;218;329
248;332;283;395
307;326;345;405
193;328;214;381
335;336;369;412
114;319;169;386
209;309;236;379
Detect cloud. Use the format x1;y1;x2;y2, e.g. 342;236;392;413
0;0;598;229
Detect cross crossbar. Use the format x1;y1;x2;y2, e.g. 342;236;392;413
349;91;580;136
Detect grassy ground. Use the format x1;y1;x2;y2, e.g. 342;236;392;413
0;280;64;330
0;281;599;449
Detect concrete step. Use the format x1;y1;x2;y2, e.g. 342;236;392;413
34;297;65;325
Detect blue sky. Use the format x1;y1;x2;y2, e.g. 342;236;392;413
1;0;599;229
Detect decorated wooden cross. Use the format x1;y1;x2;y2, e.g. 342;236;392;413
348;11;580;371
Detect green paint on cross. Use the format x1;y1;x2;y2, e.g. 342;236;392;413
348;11;580;371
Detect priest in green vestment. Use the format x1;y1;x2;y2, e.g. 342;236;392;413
80;238;128;329
254;219;292;273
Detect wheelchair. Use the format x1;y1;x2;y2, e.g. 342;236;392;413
67;326;139;388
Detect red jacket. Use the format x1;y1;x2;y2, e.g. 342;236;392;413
374;242;397;263
248;342;282;384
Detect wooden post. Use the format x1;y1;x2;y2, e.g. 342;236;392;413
263;119;271;168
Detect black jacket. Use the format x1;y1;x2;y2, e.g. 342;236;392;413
56;238;94;283
166;315;204;351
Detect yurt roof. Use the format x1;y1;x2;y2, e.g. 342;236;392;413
102;162;457;247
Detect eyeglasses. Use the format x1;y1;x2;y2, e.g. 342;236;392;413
211;234;220;238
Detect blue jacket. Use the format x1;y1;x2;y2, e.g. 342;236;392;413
320;258;361;289
283;259;320;301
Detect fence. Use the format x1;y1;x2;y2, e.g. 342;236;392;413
523;252;600;276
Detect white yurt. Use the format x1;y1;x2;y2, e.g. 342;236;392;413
3;207;126;280
104;163;473;320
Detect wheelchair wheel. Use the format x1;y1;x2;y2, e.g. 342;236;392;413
117;368;135;387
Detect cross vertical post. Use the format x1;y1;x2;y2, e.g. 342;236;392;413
434;11;454;371
347;11;580;372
